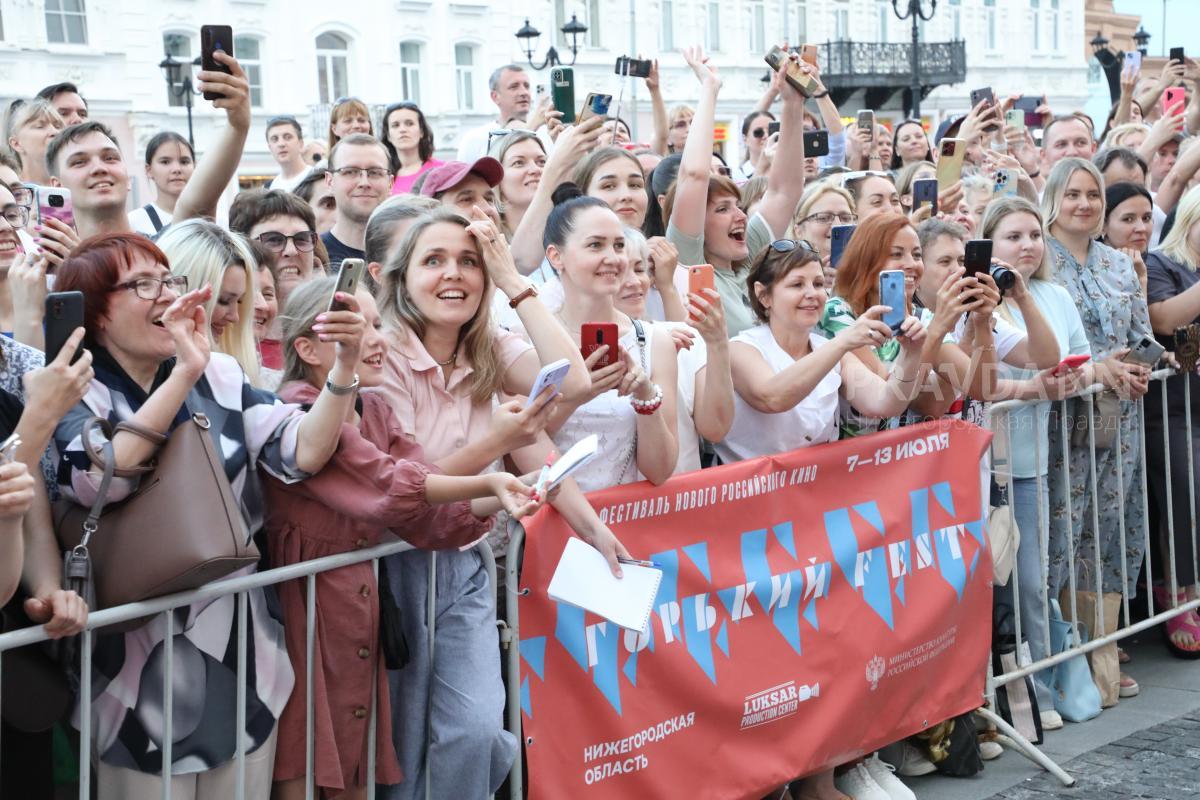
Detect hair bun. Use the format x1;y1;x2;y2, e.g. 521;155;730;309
551;182;584;206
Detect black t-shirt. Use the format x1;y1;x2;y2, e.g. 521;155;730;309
320;231;365;267
1144;249;1200;422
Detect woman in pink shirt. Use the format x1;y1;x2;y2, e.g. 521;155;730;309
382;102;444;195
264;278;541;800
374;206;633;799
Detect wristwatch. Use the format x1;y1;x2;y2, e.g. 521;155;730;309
325;373;360;396
509;283;538;309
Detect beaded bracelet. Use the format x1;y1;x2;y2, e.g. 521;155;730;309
631;383;664;415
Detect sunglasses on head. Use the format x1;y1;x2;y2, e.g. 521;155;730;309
769;238;819;256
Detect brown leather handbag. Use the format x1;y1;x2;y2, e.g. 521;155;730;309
56;412;260;614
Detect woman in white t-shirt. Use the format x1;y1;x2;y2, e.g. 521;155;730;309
613;228;733;475
721;239;926;464
128;131;194;236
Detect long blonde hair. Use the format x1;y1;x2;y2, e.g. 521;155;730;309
376;209;503;405
1158;183;1200;269
157;219;261;385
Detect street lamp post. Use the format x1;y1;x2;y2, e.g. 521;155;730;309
158;53;202;148
892;0;937;120
1133;26;1151;57
515;15;588;70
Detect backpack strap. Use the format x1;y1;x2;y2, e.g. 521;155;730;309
143;204;164;233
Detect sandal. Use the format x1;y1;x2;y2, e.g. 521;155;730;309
1119;673;1140;698
1118;646;1131;664
1153;584;1200;660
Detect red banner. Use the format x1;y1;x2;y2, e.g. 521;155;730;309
517;419;994;799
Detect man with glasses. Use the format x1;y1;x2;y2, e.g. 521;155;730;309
229;189;321;369
266;116;311;193
457;64;533;162
321;133;392;265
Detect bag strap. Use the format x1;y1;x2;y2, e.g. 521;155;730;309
78;417;164;478
144;204;164;233
617;318;649;482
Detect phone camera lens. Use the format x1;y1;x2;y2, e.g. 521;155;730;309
49;195;63;207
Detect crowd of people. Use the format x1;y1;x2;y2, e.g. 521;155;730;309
0;32;1198;800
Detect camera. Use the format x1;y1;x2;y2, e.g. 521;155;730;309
48;194;64;208
989;263;1016;294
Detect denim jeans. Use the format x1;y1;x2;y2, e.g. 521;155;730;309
995;475;1055;710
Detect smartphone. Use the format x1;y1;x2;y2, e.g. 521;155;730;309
1124;51;1143;73
551;67;576;125
993;168;1018;198
581;323;619;368
1170;46;1186;64
1013;96;1042;128
44;290;84;364
1005;109;1025;131
1124;336;1166;366
1051;353;1091;377
936;138;965;192
1164;87;1186;115
1174;324;1200;373
963;239;993;279
579;92;613;123
764;45;816;97
199;25;235;101
36;186;73;229
0;432;19;464
803;129;830;158
527;358;571;406
800;43;819;67
878;270;906;334
767;121;781;137
328;258;364;313
830;224;855;270
970;87;999;132
856;110;875;133
911;178;938;213
688;264;715;296
615;56;652;78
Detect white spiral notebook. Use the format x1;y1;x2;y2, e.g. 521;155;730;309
547;537;663;633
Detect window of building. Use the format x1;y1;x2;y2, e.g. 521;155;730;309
235;36;263;107
455;43;476;110
1031;0;1041;50
878;1;889;41
949;0;961;40
163;33;191;108
834;1;850;41
399;41;422;104
587;0;602;47
315;32;350;105
984;0;997;50
794;0;807;45
46;0;87;45
660;0;674;51
747;0;765;53
1051;0;1059;50
704;1;720;52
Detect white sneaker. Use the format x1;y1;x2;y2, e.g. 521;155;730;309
863;754;917;800
979;740;1003;760
833;763;892;800
893;741;937;777
1040;709;1064;730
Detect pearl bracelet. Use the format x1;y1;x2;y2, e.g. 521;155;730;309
630;383;664;415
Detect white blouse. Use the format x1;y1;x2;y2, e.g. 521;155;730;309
716;325;841;464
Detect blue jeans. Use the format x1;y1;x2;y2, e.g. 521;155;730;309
380;547;517;800
995;476;1055;710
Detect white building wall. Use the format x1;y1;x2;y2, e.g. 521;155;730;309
0;0;1088;206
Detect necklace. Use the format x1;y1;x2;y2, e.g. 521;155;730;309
435;351;457;367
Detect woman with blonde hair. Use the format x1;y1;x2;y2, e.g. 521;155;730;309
1142;183;1200;656
157;219;262;385
5;99;64;185
1042;157;1154;701
791;181;857;285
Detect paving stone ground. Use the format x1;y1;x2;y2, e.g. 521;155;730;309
988;710;1200;799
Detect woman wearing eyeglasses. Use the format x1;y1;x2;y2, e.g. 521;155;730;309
229;190;322;372
791;182;857;286
381;102;443;195
0;185;31;336
51;232;367;799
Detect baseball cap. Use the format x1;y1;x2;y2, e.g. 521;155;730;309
419;157;504;197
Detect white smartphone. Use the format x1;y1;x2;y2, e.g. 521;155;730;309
527;358;571;407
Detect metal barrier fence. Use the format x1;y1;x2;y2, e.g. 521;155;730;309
980;368;1200;786
0;537;446;800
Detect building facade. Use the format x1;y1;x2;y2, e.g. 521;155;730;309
0;0;1089;206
